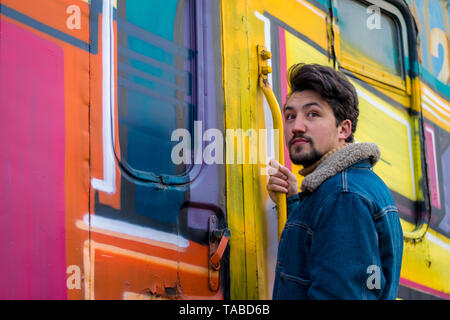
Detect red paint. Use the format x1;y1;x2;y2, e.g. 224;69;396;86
400;277;450;300
278;26;291;171
0;21;66;299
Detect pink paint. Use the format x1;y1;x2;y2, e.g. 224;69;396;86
0;21;66;299
424;124;441;209
278;26;292;171
400;277;450;300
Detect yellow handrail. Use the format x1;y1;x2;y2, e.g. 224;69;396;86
257;45;287;241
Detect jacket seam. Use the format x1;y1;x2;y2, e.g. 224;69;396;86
373;206;398;220
280;272;310;286
314;190;378;228
285;222;314;237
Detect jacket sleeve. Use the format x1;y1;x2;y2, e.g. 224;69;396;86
307;192;384;300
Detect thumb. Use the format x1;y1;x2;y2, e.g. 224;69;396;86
277;162;296;179
268;159;281;176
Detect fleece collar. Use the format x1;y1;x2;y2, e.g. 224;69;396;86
300;142;381;192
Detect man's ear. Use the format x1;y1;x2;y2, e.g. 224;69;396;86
338;119;352;141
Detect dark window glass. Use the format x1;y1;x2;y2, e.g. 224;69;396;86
117;0;195;178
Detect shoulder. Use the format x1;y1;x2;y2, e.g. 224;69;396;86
318;160;394;206
310;190;376;231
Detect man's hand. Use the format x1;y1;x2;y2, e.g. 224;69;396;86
267;159;298;202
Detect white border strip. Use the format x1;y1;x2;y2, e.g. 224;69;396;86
423;87;450;113
422;103;450;127
85;214;190;248
424;125;441;208
91;0;116;194
423;96;450;118
426;232;450;252
254;11;272;86
296;0;327;20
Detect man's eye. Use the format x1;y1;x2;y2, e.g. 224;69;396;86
286;114;295;120
307;111;319;117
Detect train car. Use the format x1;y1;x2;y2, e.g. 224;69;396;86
0;0;448;300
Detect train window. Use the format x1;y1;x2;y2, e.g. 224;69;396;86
116;0;196;179
336;0;405;89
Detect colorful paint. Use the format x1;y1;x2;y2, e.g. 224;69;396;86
0;0;448;300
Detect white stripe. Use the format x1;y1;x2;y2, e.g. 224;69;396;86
422;103;450;126
92;0;116;194
423;87;450;113
356;89;416;199
296;0;327;19
254;11;272;87
254;10;276;176
424;126;441;207
86;214;190;248
426;232;450;252
422;95;450;118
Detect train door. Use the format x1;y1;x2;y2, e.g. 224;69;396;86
221;0;333;299
88;0;227;299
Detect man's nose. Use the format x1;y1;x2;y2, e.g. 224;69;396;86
291;115;306;133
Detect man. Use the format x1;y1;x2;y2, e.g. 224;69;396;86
267;63;403;300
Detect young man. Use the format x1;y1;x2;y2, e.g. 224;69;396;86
267;63;403;300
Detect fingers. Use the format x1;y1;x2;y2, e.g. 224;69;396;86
268;159;290;180
277;164;291;176
267;183;288;194
269;176;289;188
267;175;289;195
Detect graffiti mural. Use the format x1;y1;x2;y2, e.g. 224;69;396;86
0;0;448;300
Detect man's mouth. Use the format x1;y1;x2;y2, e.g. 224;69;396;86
290;137;311;147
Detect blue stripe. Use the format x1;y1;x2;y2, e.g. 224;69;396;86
1;4;90;52
89;0;101;54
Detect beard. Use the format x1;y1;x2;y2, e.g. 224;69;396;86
288;135;324;167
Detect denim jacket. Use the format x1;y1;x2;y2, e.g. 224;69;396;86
272;143;403;300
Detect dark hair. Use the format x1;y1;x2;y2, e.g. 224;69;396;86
286;63;359;143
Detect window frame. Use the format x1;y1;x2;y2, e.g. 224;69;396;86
111;0;206;185
335;0;409;93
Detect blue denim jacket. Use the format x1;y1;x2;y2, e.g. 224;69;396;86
272;158;403;300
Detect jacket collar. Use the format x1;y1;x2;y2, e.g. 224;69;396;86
300;142;380;192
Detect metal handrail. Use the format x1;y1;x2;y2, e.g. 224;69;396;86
257;45;287;241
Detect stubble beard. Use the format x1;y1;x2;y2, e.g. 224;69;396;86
289;141;324;168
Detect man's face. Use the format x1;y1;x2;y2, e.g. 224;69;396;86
283;90;349;167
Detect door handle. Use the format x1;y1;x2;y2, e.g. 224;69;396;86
207;215;230;291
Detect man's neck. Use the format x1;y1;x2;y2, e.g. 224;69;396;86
299;143;348;177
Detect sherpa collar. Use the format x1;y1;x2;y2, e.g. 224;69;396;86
300;142;381;192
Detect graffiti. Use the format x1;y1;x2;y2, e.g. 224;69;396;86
431;27;450;84
0;0;448;301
